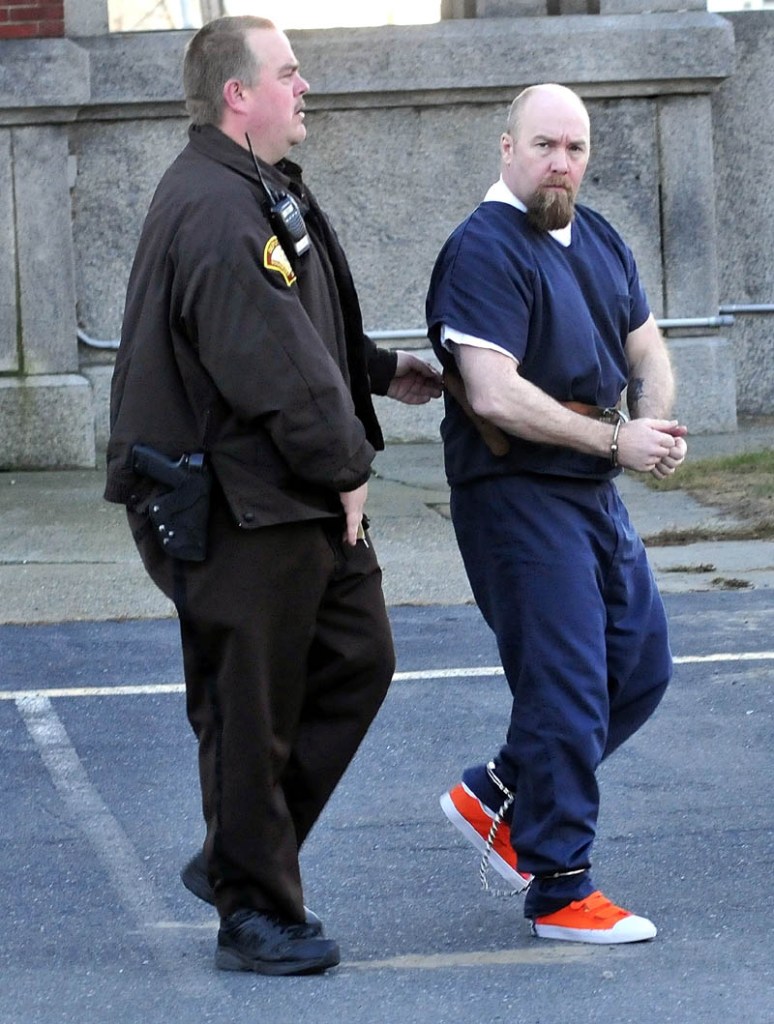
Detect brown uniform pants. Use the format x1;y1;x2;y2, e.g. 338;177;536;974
130;488;395;922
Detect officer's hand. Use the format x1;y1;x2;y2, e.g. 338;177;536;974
339;481;369;546
387;351;443;404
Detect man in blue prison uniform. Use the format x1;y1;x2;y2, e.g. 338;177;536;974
426;83;688;944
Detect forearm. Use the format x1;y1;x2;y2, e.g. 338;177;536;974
627;357;675;419
457;346;613;457
486;377;615;456
625;317;676;419
455;342;683;473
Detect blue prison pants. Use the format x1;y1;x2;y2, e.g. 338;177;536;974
450;473;672;917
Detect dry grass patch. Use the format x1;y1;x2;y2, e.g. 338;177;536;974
646;450;774;540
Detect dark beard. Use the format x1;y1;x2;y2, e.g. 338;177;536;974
525;186;575;232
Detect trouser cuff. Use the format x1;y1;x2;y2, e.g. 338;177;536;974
524;868;595;919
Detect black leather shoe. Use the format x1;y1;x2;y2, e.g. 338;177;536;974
180;851;324;934
180;851;215;904
216;909;340;975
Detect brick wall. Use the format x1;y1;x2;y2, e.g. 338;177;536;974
0;0;64;38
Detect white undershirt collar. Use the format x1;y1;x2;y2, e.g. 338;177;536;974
484;177;573;247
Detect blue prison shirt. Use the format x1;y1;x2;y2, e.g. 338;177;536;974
426;200;651;484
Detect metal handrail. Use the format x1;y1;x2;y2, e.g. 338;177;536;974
719;304;774;315
77;328;120;350
368;329;428;341
78;307;773;351
657;316;735;330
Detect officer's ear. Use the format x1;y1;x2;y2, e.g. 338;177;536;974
223;79;246;113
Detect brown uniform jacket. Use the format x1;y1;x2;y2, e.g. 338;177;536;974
105;124;396;528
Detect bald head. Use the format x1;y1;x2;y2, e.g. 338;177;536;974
505;83;590;142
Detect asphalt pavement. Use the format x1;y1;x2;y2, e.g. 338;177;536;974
0;428;773;1023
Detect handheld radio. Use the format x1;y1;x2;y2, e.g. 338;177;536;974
246;134;310;259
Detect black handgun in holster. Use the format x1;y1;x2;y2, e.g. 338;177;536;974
132;444;212;562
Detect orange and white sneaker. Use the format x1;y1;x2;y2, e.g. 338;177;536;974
532;890;657;944
440;782;532;892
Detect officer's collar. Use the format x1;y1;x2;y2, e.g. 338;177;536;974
187;124;306;197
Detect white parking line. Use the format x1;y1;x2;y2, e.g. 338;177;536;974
344;945;594;970
1;650;772;702
16;695;218;996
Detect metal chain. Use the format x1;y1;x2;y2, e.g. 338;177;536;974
478;762;529;898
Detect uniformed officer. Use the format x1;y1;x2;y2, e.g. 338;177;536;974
106;15;441;975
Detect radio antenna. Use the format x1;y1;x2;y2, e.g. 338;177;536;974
245;133;278;206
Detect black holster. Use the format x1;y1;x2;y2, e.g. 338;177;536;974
132;445;212;562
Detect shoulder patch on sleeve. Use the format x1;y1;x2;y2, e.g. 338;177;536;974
263;236;297;286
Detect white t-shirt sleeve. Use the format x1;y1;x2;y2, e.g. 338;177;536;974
440;324;518;362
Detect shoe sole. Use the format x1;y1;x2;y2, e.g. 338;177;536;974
440;791;530;892
532;921;657;944
215;945;340;975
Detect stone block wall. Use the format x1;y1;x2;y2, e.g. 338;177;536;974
2;9;773;466
713;12;774;415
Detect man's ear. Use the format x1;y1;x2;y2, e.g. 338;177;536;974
223;79;245;113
